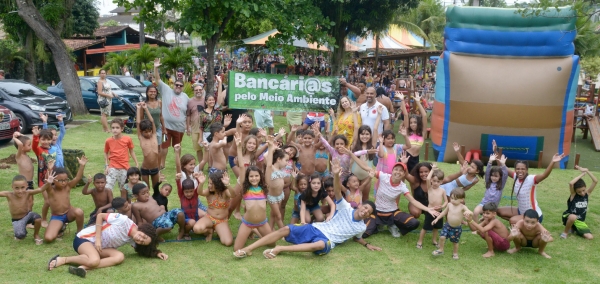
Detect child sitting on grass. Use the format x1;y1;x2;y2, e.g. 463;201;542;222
417;165;447;249
432;188;472;260
82;173;113;226
176;170;207;240
131;183;186;241
152;173;172;211
12;132;35;212
508;209;554;258
466;202;510;258
561;166;597;240
121;167;146;203
111;197;132;220
44;157;88;243
0;174;52;245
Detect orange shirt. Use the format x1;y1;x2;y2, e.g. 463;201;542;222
104;135;134;169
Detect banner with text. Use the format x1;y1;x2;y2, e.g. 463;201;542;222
228;71;340;112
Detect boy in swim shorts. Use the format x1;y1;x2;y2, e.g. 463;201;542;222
466;202;510;258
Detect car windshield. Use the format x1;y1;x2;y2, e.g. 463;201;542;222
88;77;121;90
0;82;48;97
118;77;144;87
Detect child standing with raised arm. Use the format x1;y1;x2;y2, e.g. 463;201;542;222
432;188;473;260
466;202;510;258
82;173;114;226
416;164;447;249
473;152;508;220
104;118;139;195
31;126;54;227
13;132;35;211
0;174;52;245
137;102;160;189
561;165;597;240
265;133;289;230
44;157;88;243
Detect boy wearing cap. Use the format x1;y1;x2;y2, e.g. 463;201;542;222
347;153;439;238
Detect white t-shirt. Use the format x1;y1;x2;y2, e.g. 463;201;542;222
312;199;366;248
513;173;542;217
359;101;389;134
77;213;135;249
375;172;409;212
181;165;201;188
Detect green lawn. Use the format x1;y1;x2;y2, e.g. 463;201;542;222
0;113;598;283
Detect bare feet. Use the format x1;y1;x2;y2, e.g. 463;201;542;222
183;234;191;241
482;251;495;258
205;229;213;242
42;220;48;228
157;237;165;243
233;249;252;258
27;224;35;229
507;248;519;254
177;230;185;240
539;251;552;259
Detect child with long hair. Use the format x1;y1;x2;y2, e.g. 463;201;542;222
233;132;272;251
439;142;484;198
194;170;234;245
399;91;427;172
290;172;308;224
497;152;565;225
351;118;380;201
374;124;412;194
121;167;146;203
47;213;167;278
300;173;335;224
343;174;362;208
312;123;355;181
175;147;200;188
473;153;508;220
334;96;361;146
264;134;289;230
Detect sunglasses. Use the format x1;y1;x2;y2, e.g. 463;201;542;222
175;84;184;87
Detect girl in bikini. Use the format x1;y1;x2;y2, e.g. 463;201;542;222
350;108;382;201
300;173;335;224
400;91;427;172
439;142;484;198
312;124;353;181
314;144;330;177
374;126;412;194
281;143;300;222
233;132;272;252
194;170;234;246
265;134;289;231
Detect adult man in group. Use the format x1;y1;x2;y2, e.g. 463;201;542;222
360;87;390;133
154;58;189;169
232;158;381;259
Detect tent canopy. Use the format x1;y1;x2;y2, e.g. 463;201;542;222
347;25;429;52
242;29;329;51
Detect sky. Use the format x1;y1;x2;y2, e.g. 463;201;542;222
97;0;118;16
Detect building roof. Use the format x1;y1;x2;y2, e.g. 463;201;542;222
98;15;137;25
109;7;141;14
63;38;106;51
94;25;129;37
71;25;170;47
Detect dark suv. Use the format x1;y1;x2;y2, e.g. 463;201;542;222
0;80;72;132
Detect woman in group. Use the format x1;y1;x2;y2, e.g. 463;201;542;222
400;91;428;172
47;213;167;278
143;85;165;159
334;96;360;147
97;69;117;133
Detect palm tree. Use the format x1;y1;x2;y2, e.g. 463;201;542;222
0;39;26;75
129;44;159;74
407;0;446;49
102;52;131;75
157;46;197;77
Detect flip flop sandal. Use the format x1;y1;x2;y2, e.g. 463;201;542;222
233;250;248;258
432;242;439;248
47;255;59;271
35;238;43;245
432;250;444;256
263;249;277;259
416;243;423;249
68;266;87;278
452;254;459;260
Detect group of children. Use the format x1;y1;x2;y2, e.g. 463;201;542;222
1;91;597;276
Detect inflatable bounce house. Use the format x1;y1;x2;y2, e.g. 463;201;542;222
431;6;578;168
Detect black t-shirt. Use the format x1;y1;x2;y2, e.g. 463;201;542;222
153;182;169;211
564;193;588;221
300;188;328;207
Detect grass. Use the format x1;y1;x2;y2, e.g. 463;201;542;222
0;113;598;283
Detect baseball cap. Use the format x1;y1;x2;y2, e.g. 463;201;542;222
392;162;407;171
177;68;184;72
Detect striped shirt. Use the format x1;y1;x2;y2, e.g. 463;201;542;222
312;199;366;248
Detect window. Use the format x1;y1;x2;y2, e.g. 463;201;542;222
0;82;48;97
80;80;94;91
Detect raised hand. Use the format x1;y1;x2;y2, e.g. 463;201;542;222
200;141;209;148
45;170;56;184
174;143;181;153
398;125;407;136
399;151;409;164
377;105;384;114
499;154;507;165
136;102;143;109
237;113;247;124
431;163;438;170
223;114;232;126
510;225;520;238
196;172;206;184
290;125;299;132
221;173;230;186
290;169;298;178
234;132;242;146
266;135;275;146
378;134;384;144
492;139;497;152
552;153;565;163
154;58;161;68
31;126;40;136
575;165;589;172
453;142;460;152
397;92;405;101
56;113;63;122
414;92;422;102
39;113;48;123
278;127;286;137
350;101;358;112
176;173;182;180
489;153;497;163
77;155;88;166
141;102;147;109
330;158;341;175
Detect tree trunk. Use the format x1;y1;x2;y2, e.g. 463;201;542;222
331;1;347;77
24;30;37;84
205;38;216;96
375;33;380;72
16;0;88;115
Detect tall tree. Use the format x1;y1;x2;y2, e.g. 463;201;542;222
316;0;419;76
13;0;87;114
70;0;99;36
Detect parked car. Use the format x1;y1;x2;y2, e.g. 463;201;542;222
47;77;143;115
0;105;22;141
107;75;147;99
0;79;72;132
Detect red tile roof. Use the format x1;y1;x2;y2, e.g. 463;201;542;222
63;38;105;51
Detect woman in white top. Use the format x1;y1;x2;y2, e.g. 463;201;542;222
47;213;167;278
97;70;118;133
